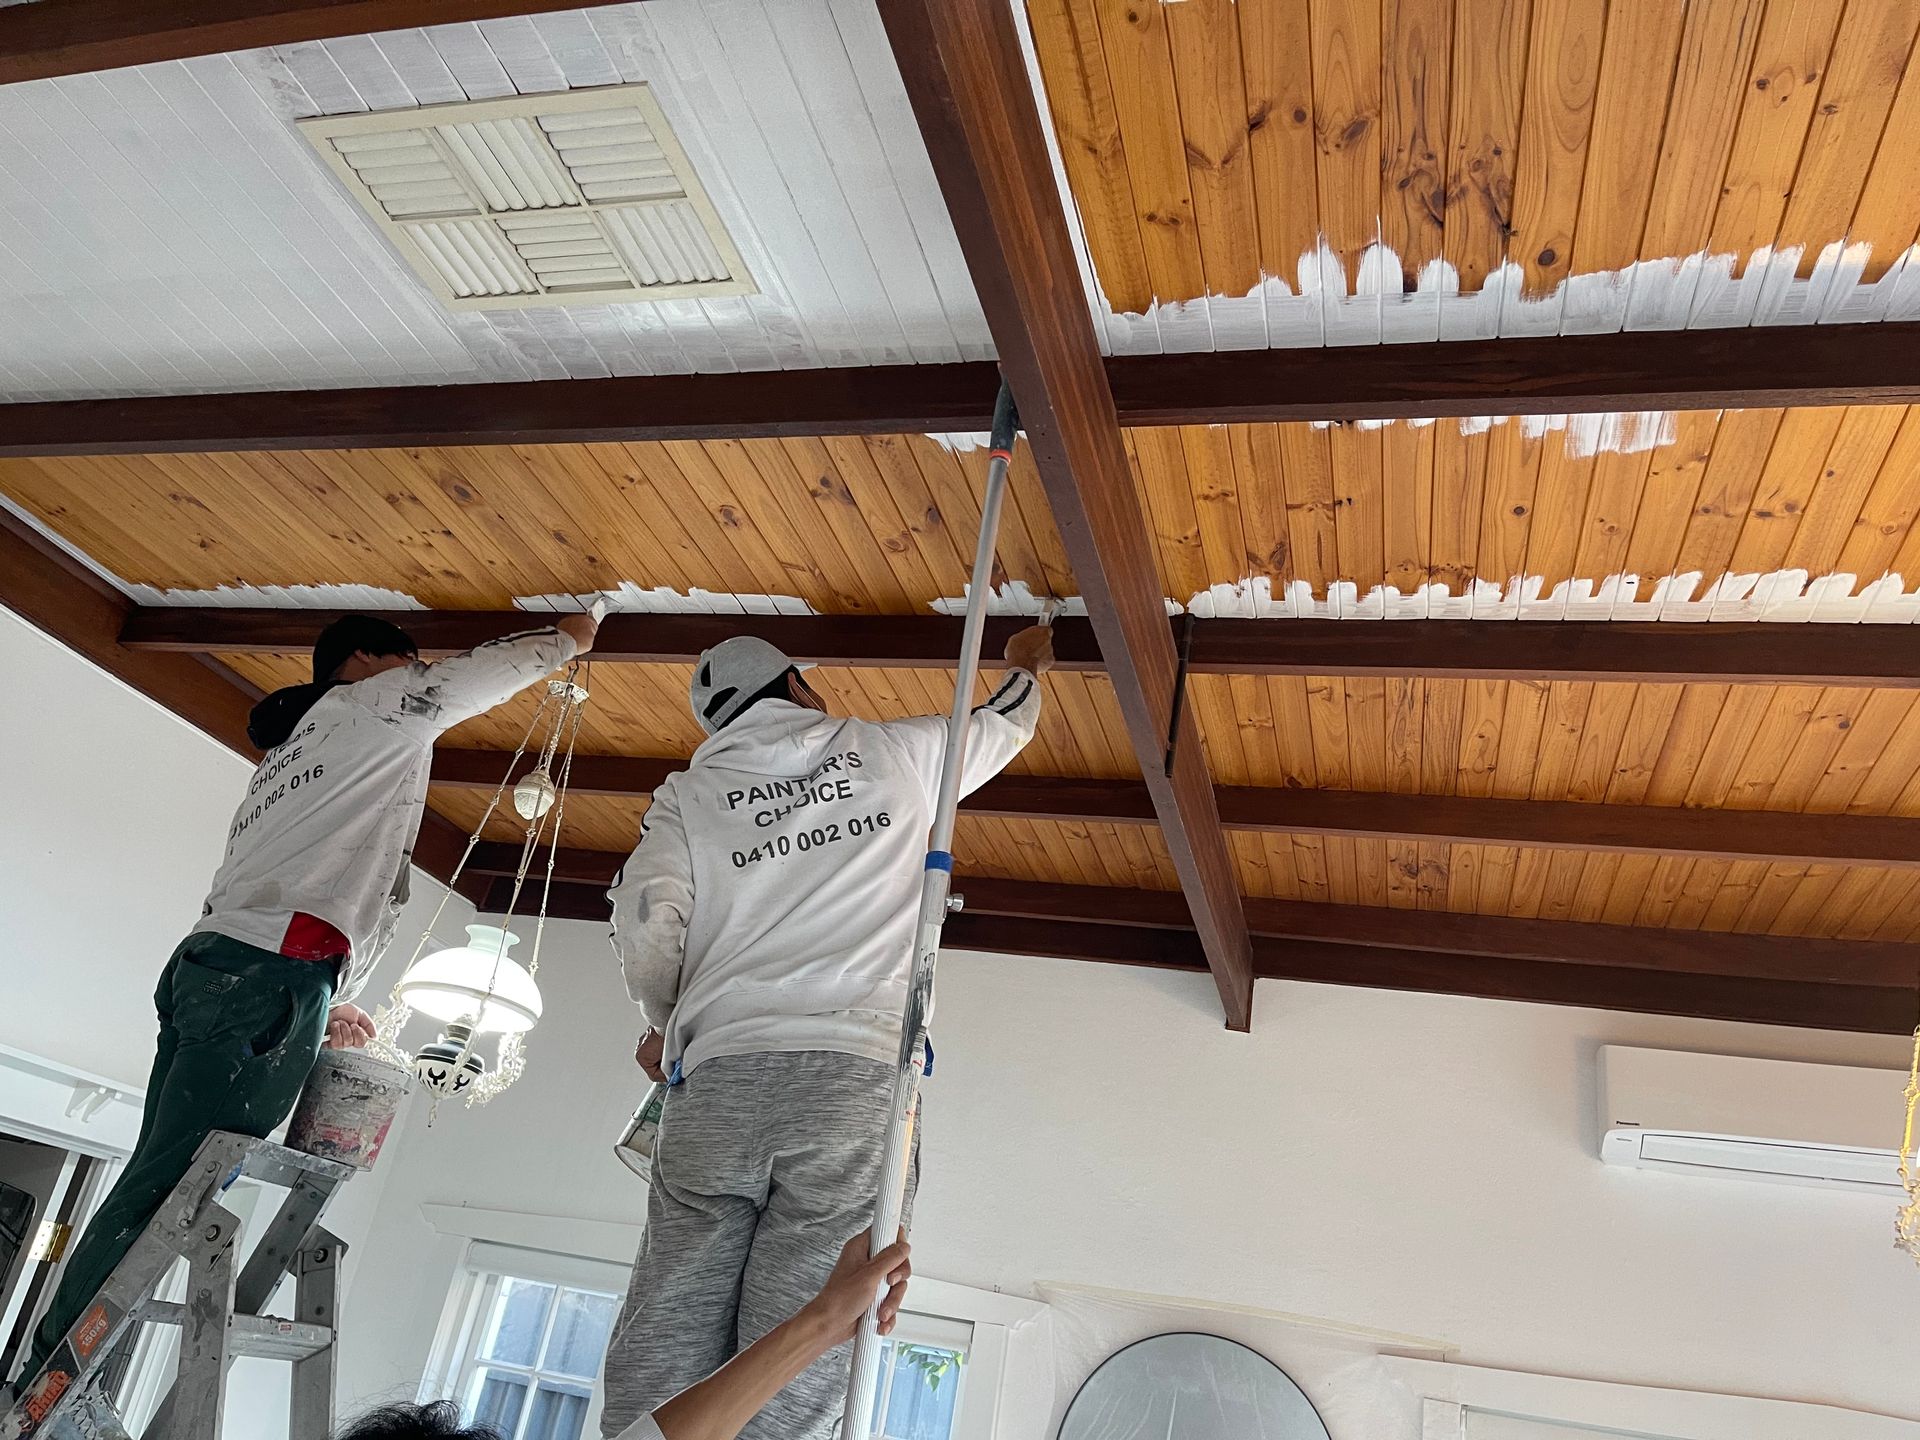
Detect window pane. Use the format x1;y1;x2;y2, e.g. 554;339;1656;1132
882;1345;963;1440
469;1369;529;1436
523;1384;592;1440
483;1279;557;1366
542;1289;619;1378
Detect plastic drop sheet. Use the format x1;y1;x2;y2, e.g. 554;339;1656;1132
1034;1281;1446;1440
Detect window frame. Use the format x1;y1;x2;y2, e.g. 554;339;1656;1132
868;1311;975;1440
423;1242;628;1440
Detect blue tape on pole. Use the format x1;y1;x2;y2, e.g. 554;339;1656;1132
925;851;954;872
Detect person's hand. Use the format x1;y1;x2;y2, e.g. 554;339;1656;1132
325;1004;376;1050
800;1231;912;1346
556;611;599;656
1003;623;1055;675
635;1027;667;1083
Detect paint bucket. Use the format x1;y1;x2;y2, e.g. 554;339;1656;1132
614;1083;667;1178
286;1048;413;1171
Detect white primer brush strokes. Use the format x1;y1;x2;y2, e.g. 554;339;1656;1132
1094;239;1920;355
929;581;1093;617
1180;570;1920;625
516;581;819;616
1308;411;1683;457
925;432;994;453
121;581;428;609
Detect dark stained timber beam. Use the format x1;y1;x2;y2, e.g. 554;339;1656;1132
124;609;1107;670
0;508;484;896
11;325;1920;455
485;869;1920;1035
435;760;1920;870
878;0;1253;1029
128;609;1920;689
0;0;616;85
0;508;259;754
0;364;1007;457
1106;322;1920;423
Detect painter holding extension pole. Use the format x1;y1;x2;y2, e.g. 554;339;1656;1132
837;385;1027;1440
600;382;1047;1440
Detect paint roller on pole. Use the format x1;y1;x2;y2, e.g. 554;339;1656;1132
838;380;1020;1439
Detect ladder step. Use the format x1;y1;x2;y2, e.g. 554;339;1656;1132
139;1303;334;1362
237;1139;355;1191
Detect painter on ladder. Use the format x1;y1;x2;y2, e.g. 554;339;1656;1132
8;609;598;1401
598;624;1053;1439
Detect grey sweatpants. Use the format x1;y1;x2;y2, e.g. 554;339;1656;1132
599;1050;920;1440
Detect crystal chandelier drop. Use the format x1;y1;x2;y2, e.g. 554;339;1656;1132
368;658;591;1114
1897;1022;1920;1262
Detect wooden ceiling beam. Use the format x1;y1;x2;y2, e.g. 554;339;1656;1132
489;868;1920;1034
0;506;484;895
0;0;611;85
440;760;1920;870
129;609;1920;688
494;861;1906;983
876;0;1253;1029
9;323;1920;456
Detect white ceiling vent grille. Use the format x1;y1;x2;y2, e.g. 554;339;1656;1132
302;86;753;310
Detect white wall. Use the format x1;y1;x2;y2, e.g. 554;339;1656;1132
921;956;1919;1425
0;610;261;1089
0;611;462;1435
335;917;1920;1436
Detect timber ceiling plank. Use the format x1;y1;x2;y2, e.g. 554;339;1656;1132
1023;0;1920;339
30;400;1920;641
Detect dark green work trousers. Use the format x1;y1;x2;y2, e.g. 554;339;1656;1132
21;932;334;1383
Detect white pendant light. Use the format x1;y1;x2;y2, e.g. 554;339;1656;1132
367;626;597;1115
395;924;543;1034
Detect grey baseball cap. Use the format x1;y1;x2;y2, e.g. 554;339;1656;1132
689;635;815;734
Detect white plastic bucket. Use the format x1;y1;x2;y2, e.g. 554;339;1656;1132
286;1048;413;1170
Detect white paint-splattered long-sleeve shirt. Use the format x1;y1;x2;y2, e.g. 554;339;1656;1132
608;675;1041;1076
197;629;577;1001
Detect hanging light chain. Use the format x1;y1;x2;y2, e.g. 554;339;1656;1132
375;649;589;1114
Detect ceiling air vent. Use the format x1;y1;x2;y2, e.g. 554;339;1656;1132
301;85;753;310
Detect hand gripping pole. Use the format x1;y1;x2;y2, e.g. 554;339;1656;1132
838;382;1018;1438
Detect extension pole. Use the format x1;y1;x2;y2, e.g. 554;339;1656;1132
839;382;1018;1438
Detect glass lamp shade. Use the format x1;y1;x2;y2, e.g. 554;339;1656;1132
395;924;543;1034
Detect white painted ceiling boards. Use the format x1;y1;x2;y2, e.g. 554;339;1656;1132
0;0;992;400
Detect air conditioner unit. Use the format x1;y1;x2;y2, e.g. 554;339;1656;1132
1597;1045;1910;1195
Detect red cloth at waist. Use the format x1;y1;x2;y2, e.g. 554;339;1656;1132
281;912;350;962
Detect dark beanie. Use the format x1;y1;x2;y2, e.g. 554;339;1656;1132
312;615;418;683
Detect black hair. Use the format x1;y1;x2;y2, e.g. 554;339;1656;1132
334;1401;501;1440
312;614;418;683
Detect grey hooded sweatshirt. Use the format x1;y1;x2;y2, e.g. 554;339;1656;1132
196;628;577;1002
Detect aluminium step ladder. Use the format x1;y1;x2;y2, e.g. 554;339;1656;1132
2;1131;355;1440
